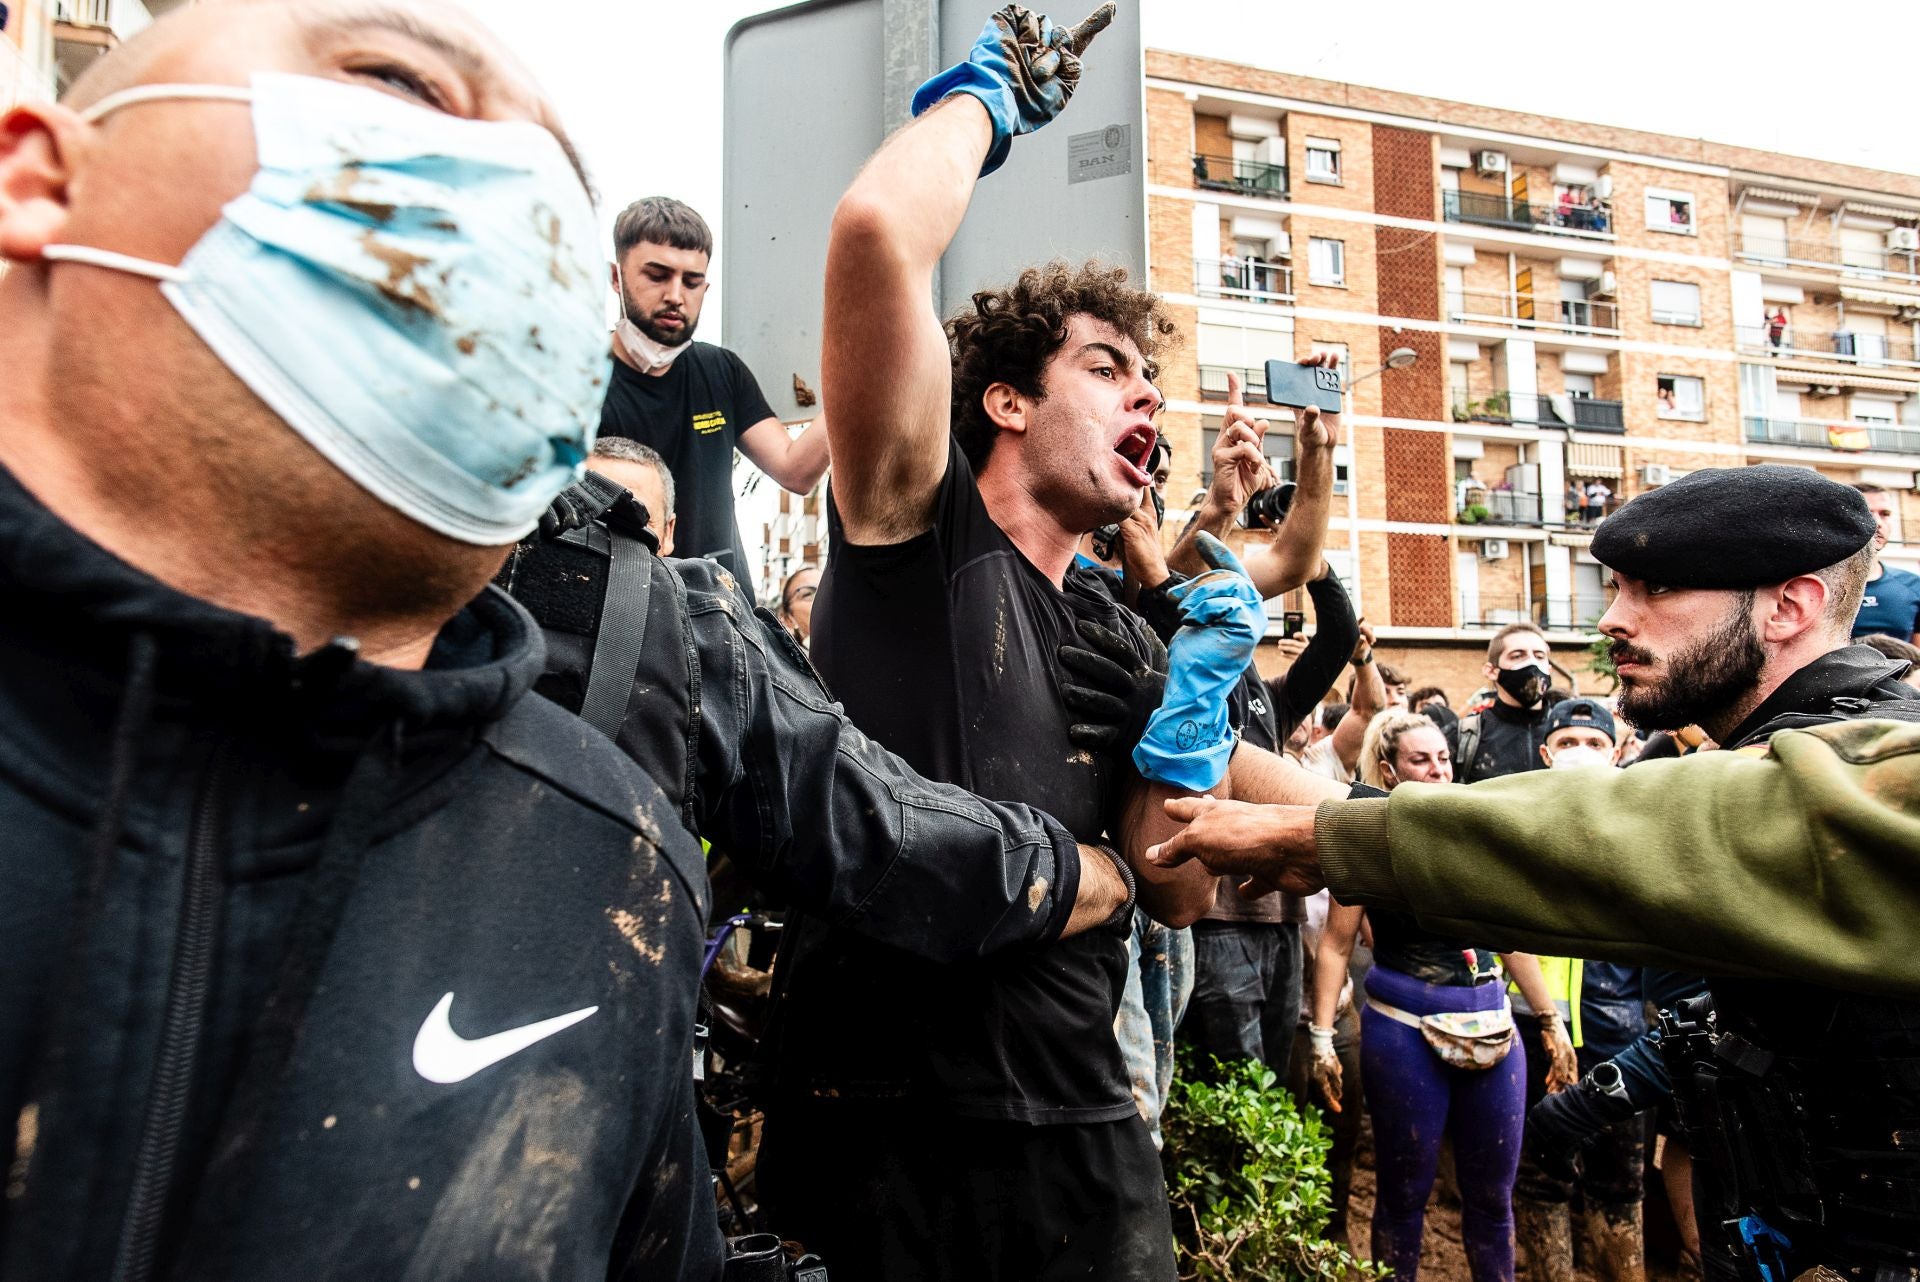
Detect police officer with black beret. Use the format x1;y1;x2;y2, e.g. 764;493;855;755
1591;465;1920;1280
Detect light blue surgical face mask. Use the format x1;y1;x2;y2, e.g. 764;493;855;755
42;73;610;545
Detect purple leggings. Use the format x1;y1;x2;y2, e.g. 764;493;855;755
1360;966;1526;1282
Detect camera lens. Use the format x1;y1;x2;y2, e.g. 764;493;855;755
1243;481;1296;528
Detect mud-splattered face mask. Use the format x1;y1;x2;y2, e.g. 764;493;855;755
41;73;608;545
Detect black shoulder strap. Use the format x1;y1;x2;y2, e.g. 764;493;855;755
1456;711;1484;782
578;529;653;740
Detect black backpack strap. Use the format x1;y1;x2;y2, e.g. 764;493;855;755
1456;711;1484;782
578;529;653;740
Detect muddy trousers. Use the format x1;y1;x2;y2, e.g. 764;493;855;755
1361;968;1527;1282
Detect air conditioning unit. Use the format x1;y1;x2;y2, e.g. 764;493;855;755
1898;305;1920;324
1641;464;1671;486
1475;150;1508;177
1887;227;1920;252
1594;174;1613;201
1594;271;1619;297
1479;538;1510;561
1810;384;1843;399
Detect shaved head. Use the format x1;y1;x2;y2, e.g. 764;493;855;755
0;0;599;658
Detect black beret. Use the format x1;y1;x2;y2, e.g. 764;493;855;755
1542;696;1616;742
1591;465;1875;589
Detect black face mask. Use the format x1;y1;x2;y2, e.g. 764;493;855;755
1497;662;1551;708
1150;486;1166;528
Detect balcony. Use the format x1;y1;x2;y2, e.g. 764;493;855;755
1191;153;1288;200
1447;288;1619;334
1194;256;1294;305
1442;190;1612;238
1452;390;1626;432
1457;490;1544;526
53;0;151;39
1737;232;1920;286
1735;325;1920;369
1198;365;1274;403
1459;594;1598;632
1744;415;1920;455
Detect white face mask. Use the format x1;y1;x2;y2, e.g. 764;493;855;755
39;73;608;546
1547;745;1613;770
613;262;691;374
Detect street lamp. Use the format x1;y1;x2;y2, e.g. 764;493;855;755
1337;347;1418;612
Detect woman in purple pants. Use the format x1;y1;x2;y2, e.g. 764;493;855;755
1307;712;1576;1281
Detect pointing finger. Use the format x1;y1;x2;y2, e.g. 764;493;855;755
1225;369;1244;408
1064;2;1116;55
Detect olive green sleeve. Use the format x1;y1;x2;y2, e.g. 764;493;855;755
1314;720;1920;997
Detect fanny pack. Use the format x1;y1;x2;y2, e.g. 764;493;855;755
1367;995;1516;1070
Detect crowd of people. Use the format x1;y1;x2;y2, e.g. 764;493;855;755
3;3;1920;1282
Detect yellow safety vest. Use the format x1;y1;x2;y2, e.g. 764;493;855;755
1509;955;1584;1048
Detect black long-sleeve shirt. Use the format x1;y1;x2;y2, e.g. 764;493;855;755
1268;574;1362;744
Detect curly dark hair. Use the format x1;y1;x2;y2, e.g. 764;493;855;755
946;260;1178;472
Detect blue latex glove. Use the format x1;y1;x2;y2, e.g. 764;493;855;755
1132;533;1265;791
911;3;1116;176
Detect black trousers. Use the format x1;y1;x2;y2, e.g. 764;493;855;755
1184;920;1302;1079
758;1101;1175;1282
1513;1014;1647;1206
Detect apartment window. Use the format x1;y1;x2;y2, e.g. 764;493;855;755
1650;280;1703;326
1740;212;1790;262
1656;374;1704;419
1305;137;1341;184
1449;361;1472;411
1563;372;1596;398
1853;396;1900;425
1308;237;1345;286
1645;188;1695;235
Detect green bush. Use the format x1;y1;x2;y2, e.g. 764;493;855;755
1162;1055;1384;1281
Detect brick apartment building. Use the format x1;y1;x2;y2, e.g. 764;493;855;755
1142;50;1920;699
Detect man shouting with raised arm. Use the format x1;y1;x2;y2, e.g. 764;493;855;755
754;6;1266;1280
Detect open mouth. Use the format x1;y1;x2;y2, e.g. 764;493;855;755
1112;424;1158;486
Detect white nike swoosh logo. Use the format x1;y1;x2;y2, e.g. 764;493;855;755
411;992;599;1085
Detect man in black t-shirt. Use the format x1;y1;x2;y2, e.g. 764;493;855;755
1455;621;1557;783
597;197;829;575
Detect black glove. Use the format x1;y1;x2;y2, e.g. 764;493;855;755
1059;616;1168;755
1524;1069;1638;1184
1132;570;1190;644
537;470;627;540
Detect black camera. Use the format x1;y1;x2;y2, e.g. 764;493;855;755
1242;481;1296;529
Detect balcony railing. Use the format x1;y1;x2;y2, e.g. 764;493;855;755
1194;256;1293;304
1735;325;1920;368
1198;365;1273;403
52;0;151;38
1744;415;1920;455
1442;190;1612;237
1452;390;1626;432
1459;594;1597;632
1447;288;1619;333
1191;153;1287;199
1458;491;1545;526
1737;232;1920;286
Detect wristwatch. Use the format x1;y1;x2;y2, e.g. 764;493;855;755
1091;843;1137;930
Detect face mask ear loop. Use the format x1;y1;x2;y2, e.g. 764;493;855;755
39;243;189;283
77;81;253;125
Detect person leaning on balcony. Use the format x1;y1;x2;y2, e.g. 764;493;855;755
1766;306;1788;350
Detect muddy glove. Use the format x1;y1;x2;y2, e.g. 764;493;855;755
1131;533;1264;792
537;469;626;539
1540;1010;1579;1093
912;2;1116;176
1309;1026;1343;1113
1525;1061;1638;1184
1060;617;1168;754
1133;569;1190;644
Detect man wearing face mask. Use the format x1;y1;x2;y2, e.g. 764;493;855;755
0;5;745;1280
598;197;830;575
1453;622;1558;783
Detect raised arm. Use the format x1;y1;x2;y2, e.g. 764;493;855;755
1237;353;1341;594
737;416;831;495
1272;570;1361;739
1327;619;1384;772
822;99;992;543
822;3;1113;544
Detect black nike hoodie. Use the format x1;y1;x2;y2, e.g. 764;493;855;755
0;464;721;1281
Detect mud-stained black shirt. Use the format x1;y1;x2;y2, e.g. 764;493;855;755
788;438;1152;1124
1369;906;1500;988
1459;697;1551;783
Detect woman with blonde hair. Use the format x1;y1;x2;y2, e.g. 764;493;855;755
1310;709;1577;1281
